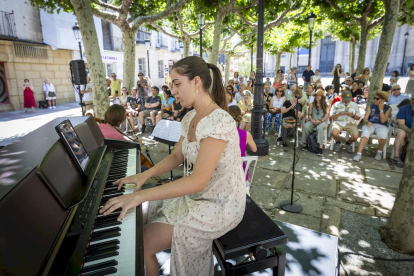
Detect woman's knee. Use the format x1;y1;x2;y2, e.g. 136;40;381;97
144;223;173;256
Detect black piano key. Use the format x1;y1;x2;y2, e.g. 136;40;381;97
94;220;122;230
84;250;119;263
103;189;124;196
81;260;118;274
86;245;119;257
96;212;120;223
82;267;117;276
102;192;124;199
87;240;120;252
90;227;121;242
104;186;122;192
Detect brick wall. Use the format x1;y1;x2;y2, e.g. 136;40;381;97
0;41;76;112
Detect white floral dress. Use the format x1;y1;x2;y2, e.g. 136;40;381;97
147;108;246;276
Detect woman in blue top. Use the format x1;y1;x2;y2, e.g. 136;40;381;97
353;91;392;162
155;89;175;124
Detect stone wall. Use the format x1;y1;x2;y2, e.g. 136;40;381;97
0;41;76;112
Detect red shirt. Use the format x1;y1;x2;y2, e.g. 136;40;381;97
99;124;125;140
331;95;355;106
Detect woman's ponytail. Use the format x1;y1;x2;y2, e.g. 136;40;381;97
207;63;227;111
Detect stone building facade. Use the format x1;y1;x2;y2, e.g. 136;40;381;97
0;41;75;112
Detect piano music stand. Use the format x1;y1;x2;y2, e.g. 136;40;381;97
150;120;182;184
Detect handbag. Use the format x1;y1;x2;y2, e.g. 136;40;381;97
282;116;296;128
48;91;56;97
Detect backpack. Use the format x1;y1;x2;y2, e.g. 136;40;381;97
38;100;48;109
307;133;318;153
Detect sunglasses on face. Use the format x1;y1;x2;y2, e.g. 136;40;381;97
111;75;115;77
277;90;283;92
295;95;301;99
374;97;381;100
392;88;401;91
226;88;232;91
298;86;303;89
138;75;143;77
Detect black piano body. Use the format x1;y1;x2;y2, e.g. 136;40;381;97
0;116;144;275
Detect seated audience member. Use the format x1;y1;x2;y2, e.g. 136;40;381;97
119;87;128;107
357;80;365;90
139;86;161;133
301;90;330;156
99;105;127;140
126;88;142;131
156;89;175;125
228;105;257;194
238;90;253;132
331;85;355;106
282;82;291;96
277;89;303;147
330;91;361;153
169;98;186;122
325;84;336;104
99;105;147;172
389;70;399;87
266;87;286;135
234;79;240;91
341;76;353;86
226;89;238;107
235;83;247;103
353;91;392;161
351;81;363;98
263;83;274;111
355;67;371;85
355;86;369;124
273;76;282;90
388;84;410;105
391;95;414;167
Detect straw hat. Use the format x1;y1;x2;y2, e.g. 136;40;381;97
314;89;326;99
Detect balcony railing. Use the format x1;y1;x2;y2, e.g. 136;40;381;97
0;11;17;39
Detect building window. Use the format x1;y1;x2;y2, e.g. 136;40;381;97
138;58;146;75
158;61;164;78
136;27;148;44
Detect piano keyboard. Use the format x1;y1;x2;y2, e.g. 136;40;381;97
81;149;138;276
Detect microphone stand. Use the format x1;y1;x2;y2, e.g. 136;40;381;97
280;97;303;213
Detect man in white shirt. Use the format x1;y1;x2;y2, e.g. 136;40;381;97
81;75;93;113
239;75;247;86
330;91;361;153
388;84;410;105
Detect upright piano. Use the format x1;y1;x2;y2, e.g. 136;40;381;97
0;116;144;276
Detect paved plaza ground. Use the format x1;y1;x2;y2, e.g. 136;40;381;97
1;76;413;275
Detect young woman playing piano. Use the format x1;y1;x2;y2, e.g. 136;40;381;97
100;56;246;276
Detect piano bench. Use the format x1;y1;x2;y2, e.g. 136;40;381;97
213;196;288;276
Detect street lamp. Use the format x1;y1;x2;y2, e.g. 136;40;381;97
307;13;317;66
401;31;409;75
197;13;205;58
145;33;151;78
72;22;83;60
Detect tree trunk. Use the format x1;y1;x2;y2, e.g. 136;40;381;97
225;55;232;84
183;38;190;58
70;0;108;119
349;37;356;74
383;1;414;254
289;52;293;70
122;28;136;91
366;0;399;107
208;12;225;65
275;52;282;75
356;20;369;76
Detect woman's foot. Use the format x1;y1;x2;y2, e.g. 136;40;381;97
282;141;287;147
316;148;323;156
277;137;282;142
24;109;27;113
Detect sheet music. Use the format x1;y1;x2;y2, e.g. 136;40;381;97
150;120;182;143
